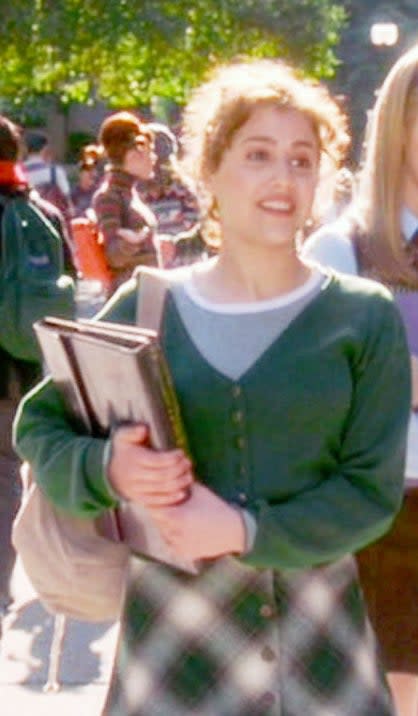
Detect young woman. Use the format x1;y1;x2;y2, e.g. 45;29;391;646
92;111;159;292
303;43;418;716
14;59;411;715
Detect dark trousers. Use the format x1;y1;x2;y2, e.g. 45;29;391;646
356;487;418;673
0;346;41;608
0;398;20;607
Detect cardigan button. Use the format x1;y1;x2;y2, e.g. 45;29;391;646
235;436;245;449
232;410;244;423
237;491;248;505
260;645;276;662
259;604;274;619
232;384;242;398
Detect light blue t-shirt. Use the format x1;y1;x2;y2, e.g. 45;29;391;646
172;269;324;382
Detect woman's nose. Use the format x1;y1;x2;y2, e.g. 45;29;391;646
271;158;292;185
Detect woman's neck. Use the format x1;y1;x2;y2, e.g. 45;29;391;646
193;242;311;303
108;166;136;184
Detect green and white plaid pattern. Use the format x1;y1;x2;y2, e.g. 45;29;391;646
105;555;394;716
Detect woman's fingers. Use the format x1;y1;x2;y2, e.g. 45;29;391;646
133;478;191;498
133;471;193;494
108;423;194;503
114;424;190;468
131;452;191;477
136;490;190;507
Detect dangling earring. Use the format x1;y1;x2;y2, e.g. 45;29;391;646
207;195;220;222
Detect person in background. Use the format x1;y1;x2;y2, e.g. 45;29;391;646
318;165;355;227
71;144;101;218
163;221;216;268
142;119;215;268
92;111;159;293
24;131;74;225
0;116;43;633
23;131;77;276
302;43;418;716
14;59;411;715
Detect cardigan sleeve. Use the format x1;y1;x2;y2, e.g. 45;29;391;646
241;295;411;570
13;279;138;517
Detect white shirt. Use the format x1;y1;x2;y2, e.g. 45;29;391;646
24;155;71;198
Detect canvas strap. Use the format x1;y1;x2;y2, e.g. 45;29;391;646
135;267;170;333
135;265;192;333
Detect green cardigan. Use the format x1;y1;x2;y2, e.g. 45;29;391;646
13;271;411;570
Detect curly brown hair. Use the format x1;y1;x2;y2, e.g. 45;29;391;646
179;59;350;246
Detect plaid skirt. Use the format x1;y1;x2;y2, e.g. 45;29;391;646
104;554;394;716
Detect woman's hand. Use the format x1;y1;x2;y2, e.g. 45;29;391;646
107;424;193;507
150;482;246;560
117;227;151;245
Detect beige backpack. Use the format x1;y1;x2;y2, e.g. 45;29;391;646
11;267;173;622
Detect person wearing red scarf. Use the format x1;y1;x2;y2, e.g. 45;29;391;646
0;116;43;633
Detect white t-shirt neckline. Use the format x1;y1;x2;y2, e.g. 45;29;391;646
184;266;323;315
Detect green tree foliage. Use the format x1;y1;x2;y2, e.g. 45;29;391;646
0;0;346;110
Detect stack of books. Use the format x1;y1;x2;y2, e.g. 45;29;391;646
34;316;198;573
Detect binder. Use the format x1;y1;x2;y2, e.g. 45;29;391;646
34;315;198;574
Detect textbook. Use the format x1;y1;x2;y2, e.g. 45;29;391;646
34;316;188;450
34;315;198;574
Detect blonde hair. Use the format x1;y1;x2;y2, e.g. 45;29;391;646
356;44;418;287
178;59;350;246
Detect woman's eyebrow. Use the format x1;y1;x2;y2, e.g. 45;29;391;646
241;136;316;150
241;135;276;144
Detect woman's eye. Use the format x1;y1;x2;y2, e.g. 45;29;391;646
290;156;312;170
247;149;269;161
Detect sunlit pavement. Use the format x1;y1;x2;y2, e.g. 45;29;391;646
0;555;119;715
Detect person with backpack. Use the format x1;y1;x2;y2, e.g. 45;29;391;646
0;115;75;636
14;60;411;715
23;131;77;275
0;117;43;628
24;131;74;226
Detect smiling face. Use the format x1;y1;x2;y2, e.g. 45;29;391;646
207;104;320;250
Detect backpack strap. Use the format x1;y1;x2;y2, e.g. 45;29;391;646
135;267;170;333
135;265;192;333
50;164;57;186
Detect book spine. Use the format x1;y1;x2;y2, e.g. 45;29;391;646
142;343;189;453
